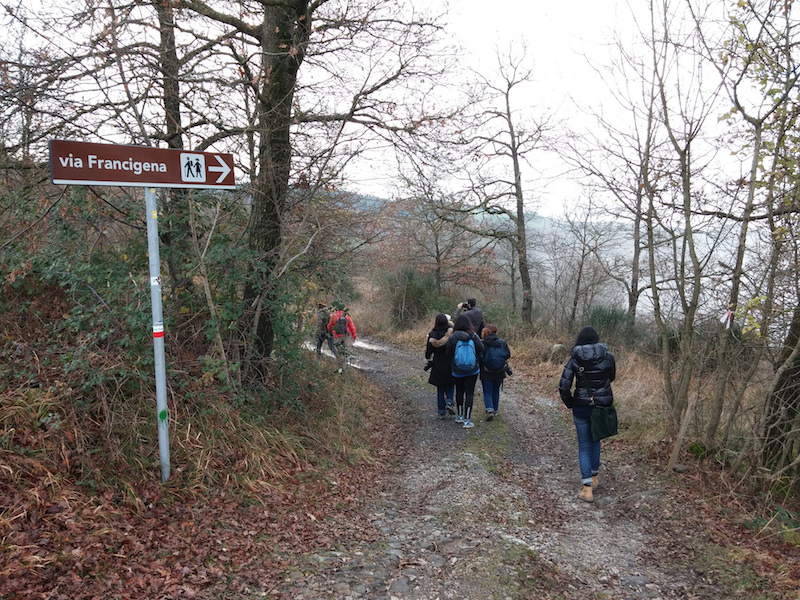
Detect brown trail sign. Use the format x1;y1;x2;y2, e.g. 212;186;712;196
49;139;236;189
49;138;237;483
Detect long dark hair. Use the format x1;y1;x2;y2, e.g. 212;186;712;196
453;313;473;334
434;313;449;330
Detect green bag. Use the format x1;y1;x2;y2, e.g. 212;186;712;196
590;404;618;442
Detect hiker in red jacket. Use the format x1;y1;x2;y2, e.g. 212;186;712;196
327;302;357;371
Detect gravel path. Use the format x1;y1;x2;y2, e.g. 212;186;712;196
276;338;717;600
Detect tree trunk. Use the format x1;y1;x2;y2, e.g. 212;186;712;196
510;113;532;324
246;3;310;358
517;217;533;324
705;122;761;450
568;255;584;333
154;0;191;297
628;188;642;319
761;305;800;478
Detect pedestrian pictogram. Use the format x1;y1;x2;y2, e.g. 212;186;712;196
181;153;206;183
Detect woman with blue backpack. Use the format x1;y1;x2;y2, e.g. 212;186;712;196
479;324;511;421
446;314;484;428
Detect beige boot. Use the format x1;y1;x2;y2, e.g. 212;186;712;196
592;475;599;490
579;484;594;503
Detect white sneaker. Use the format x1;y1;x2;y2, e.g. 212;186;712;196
463;419;474;428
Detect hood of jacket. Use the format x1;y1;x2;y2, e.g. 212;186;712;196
450;329;475;342
428;327;453;348
482;333;501;346
572;342;609;366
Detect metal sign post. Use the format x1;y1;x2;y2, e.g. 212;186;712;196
145;187;170;482
49;140;236;483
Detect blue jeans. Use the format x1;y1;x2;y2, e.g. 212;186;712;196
482;378;501;412
436;384;454;415
573;410;600;485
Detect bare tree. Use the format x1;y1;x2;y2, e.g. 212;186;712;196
390;170;499;296
563;200;617;332
2;0;453;365
688;0;800;459
562;38;665;321
452;45;552;323
633;0;731;471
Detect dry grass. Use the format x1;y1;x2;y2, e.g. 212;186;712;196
0;352;383;513
348;285;391;339
391;319;434;350
613;352;670;445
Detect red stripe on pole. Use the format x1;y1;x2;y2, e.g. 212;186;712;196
153;331;164;338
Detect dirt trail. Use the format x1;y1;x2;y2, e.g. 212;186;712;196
276;338;721;599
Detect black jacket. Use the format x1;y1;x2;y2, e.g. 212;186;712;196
445;330;484;377
559;342;616;408
479;333;511;381
455;306;484;337
425;327;455;387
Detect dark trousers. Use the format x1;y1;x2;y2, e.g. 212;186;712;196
454;373;479;420
316;331;337;356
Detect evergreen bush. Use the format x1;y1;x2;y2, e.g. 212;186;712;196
586;305;641;349
376;267;439;329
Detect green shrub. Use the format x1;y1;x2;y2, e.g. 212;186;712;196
586;305;641;349
375;267;440;329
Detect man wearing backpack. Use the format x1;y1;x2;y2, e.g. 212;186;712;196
327;302;357;371
445;314;484;428
479;324;511;420
315;303;338;358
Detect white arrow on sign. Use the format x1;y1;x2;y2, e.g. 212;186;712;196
208;155;232;183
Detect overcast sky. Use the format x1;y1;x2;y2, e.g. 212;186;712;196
446;0;624;105
348;0;636;217
448;0;631;216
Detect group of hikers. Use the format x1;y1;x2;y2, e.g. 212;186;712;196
314;297;616;503
424;299;616;503
424;299;511;429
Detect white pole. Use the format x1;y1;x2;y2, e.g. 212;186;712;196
145;187;170;482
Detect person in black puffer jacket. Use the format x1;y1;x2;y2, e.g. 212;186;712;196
425;313;455;418
558;326;616;503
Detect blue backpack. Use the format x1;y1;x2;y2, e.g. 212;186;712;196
453;337;478;375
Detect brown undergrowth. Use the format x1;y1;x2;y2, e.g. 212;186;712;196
0;353;400;599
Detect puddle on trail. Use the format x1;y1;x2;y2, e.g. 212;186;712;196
534;395;558;408
300;339;388;372
301;339;391;354
353;340;391;352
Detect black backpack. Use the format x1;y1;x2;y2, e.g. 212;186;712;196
334;312;349;335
